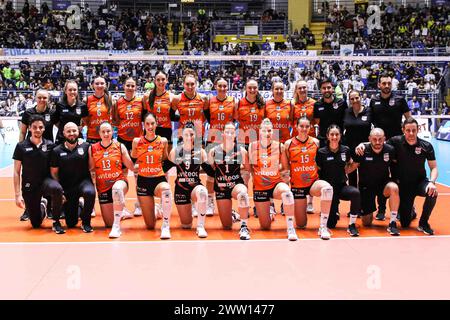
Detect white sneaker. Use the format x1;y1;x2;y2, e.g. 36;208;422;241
121;208;133;220
109;224;121;238
306;203;314;214
91;208;96;217
154;203;163;220
133;203;142;216
206;197;215;216
270;203;276;221
231;210;241;223
160;221;171;240
196;225;208;238
192;204;198;217
239;224;251;240
318;227;331;240
287;227;298;241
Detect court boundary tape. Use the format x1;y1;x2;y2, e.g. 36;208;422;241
1;235;450;246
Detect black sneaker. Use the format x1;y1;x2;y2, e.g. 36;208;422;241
253;207;258;218
20;210;29;221
347;223;359;237
417;223;434;235
411;206;417;220
387;221;400;236
375;210;386;221
52;221;66;234
81;223;94;233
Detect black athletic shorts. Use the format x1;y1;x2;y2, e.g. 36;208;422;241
254;186;277;202
98;180;129;204
136;175;167;197
291;186;312;200
174;183;203;205
214;178;245;200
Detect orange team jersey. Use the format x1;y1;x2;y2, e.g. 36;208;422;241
135;135;165;178
208;95;235;143
265;99;292;143
288;136;319;188
177;92;205;136
117;96;144;141
144;91;172;129
237;97;264;145
86;95;111;140
250;141;283;190
91;141;127;193
292;98;317;137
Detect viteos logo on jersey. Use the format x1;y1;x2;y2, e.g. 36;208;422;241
148;146;153;152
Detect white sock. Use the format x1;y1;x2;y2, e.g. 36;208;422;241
349;214;358;225
390;212;397;223
320;212;329;228
113;211;121;226
286;216;294;229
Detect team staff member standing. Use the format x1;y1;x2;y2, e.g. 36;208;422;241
50;122;95;234
84;76;112;144
369;72;411;220
343;90;372;187
353;128;400;236
52;80;88;144
387;118;438;234
313;78;348;148
13;115;62;230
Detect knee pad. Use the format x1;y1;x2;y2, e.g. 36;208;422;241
237;191;249;208
161;189;172;205
281;191;294;206
321;186;333;201
112;188;125;206
196;188;208;204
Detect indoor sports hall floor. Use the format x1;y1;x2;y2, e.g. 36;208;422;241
0;139;449;299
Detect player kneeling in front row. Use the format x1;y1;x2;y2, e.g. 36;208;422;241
131;113;173;240
283;117;334;240
89;122;135;238
208;122;251;240
353;128;400;236
249;118;298;241
164;122;210;239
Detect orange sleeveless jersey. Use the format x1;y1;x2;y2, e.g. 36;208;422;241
91;141;126;193
292;98;317;137
144;91;172;129
86;95;111;140
177;92;205;136
117;96;144;141
265;99;292;143
237;98;264;145
288;136;319;188
250;141;283;190
135;135;165;178
208;95;235;143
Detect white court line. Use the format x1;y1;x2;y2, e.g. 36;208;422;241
1;235;450;246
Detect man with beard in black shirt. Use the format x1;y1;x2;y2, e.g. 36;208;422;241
369;72;411;220
313;78;348;148
50;122;95;234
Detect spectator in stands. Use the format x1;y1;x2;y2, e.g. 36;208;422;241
408;96;421;115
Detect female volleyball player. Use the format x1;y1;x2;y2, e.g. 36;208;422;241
88;122;135;238
283;117;333;240
131;113;173;239
166;122;212;238
171;71;209;140
207;122;251;240
248;118;298;241
111;77;146;217
53;80;88;144
264;80;291;143
316;125;361;237
83;76;113;144
291;80;318;214
204;77;237;216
